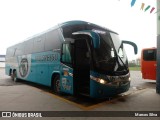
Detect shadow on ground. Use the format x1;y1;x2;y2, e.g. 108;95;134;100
0;78;148;108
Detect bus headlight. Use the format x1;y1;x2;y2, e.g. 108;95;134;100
90;76;107;84
129;77;131;81
99;79;105;84
98;78;107;84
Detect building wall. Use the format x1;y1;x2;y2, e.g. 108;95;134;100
0;55;5;68
0;62;5;67
0;58;5;62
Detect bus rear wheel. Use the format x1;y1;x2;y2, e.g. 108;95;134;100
11;70;18;82
54;75;60;94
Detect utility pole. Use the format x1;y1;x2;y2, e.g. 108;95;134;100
157;0;160;94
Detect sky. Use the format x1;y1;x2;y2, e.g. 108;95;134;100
0;0;158;60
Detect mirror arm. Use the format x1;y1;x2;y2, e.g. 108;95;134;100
122;40;138;54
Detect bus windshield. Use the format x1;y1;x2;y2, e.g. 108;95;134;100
61;23;128;75
93;31;128;75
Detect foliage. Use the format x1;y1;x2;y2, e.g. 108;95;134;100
129;67;140;71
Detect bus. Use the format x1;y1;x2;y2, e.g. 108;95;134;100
5;20;137;98
141;47;156;80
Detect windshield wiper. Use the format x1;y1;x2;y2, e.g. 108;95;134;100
117;55;129;72
96;57;116;63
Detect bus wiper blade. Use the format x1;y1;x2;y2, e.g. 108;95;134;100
117;55;128;72
96;57;116;63
96;59;109;63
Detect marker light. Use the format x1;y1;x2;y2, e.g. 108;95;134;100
63;70;69;76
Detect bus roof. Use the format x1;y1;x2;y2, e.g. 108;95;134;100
7;20;118;49
59;20;118;35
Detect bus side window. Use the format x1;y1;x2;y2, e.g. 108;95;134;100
13;48;17;56
6;48;14;57
25;39;34;54
15;44;24;56
61;43;72;65
45;29;61;51
33;34;45;53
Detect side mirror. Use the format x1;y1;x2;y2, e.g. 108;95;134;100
122;40;138;54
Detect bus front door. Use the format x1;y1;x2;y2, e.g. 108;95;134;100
73;38;91;96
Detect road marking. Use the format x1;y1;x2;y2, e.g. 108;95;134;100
29;86;89;110
44;92;90;110
29;85;147;110
84;88;147;110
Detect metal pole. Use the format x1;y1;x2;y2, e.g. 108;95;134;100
156;0;160;94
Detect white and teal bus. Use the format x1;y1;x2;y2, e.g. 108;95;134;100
5;21;137;98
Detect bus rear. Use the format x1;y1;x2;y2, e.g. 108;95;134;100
141;48;156;80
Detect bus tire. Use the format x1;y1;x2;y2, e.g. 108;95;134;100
53;75;60;94
11;70;18;82
9;69;12;76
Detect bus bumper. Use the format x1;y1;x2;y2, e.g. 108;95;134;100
90;80;130;99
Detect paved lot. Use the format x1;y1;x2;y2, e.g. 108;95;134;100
0;68;160;120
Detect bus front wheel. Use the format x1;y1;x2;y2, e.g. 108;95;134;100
54;75;60;94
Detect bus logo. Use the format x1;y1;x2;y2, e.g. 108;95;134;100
19;58;29;77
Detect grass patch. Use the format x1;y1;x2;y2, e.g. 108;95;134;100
129;66;140;71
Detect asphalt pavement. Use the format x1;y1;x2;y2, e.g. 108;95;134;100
0;68;159;120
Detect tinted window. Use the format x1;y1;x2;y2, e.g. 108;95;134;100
24;39;34;54
62;43;72;64
6;48;14;57
62;25;87;38
45;29;61;51
110;33;126;59
33;34;45;53
15;43;25;56
143;49;156;61
94;32;114;62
